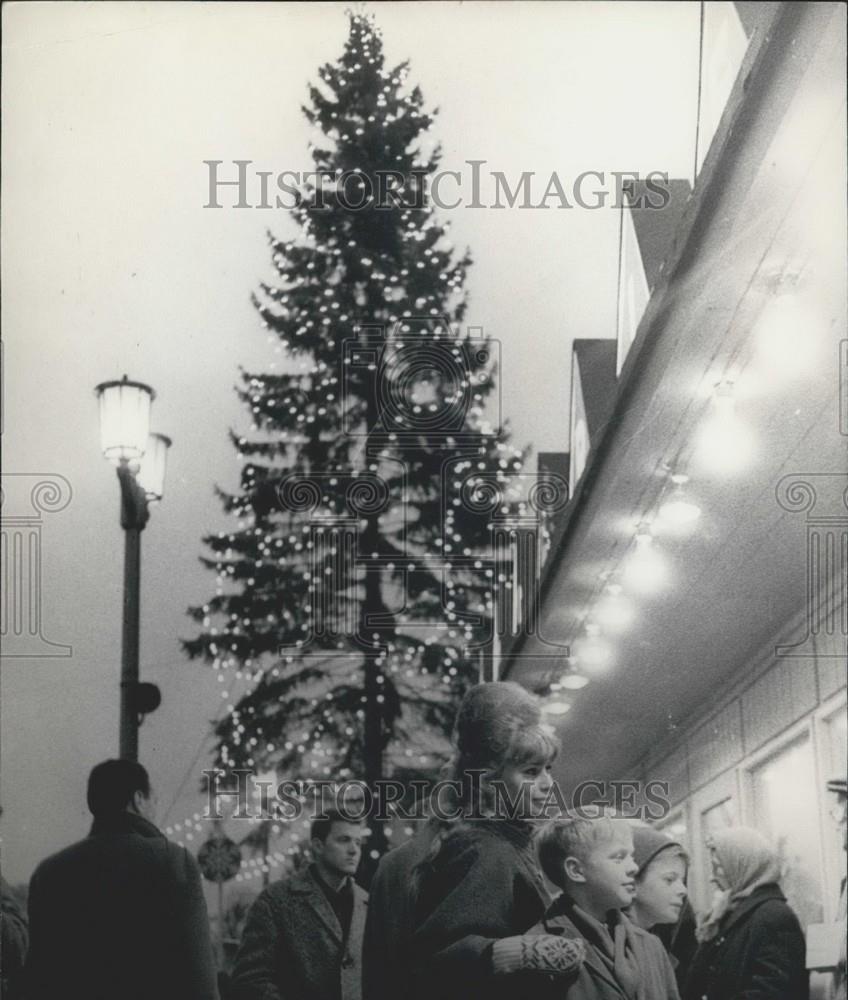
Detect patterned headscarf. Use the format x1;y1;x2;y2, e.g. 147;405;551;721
696;827;782;942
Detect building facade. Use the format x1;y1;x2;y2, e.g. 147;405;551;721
501;6;847;993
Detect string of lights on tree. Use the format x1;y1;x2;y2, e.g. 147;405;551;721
182;10;530;869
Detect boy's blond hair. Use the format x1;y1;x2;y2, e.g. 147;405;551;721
538;816;631;888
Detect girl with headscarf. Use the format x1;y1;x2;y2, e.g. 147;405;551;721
682;826;808;1000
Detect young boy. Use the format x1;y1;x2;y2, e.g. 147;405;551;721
533;816;680;1000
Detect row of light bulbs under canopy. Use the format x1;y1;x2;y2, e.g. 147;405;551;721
542;275;824;718
94;376;171;501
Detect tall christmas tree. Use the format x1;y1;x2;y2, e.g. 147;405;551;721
184;11;527;859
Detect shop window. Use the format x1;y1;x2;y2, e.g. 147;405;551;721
820;705;847;918
822;707;847;786
750;735;823;928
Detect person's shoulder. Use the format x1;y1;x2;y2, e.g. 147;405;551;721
541;893;581;936
257;869;308;904
30;836;92;881
440;821;525;872
414;823;485;885
86;833;198;890
628;919;669;953
378;835;423;873
624;915;656;939
750;893;803;932
232;876;292;929
158;837;201;875
452;820;524;852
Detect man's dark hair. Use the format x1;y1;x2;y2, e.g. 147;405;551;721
310;808;362;843
87;759;150;817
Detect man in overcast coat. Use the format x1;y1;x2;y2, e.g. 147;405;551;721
25;759;219;1000
230;810;367;1000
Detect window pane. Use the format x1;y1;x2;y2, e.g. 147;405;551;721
823;708;848;910
751;736;823;927
824;709;847;785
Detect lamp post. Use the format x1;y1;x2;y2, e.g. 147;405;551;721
95;375;171;761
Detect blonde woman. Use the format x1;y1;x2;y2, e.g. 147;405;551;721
409;682;584;1000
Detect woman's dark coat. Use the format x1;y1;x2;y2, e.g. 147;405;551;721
362;825;436;1000
410;820;550;1000
682;883;808;1000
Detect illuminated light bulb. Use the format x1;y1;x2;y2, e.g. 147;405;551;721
544;700;571;716
622;528;667;594
572;630;613;674
753;291;822;379
658;474;701;528
560;673;589;690
697;381;754;475
595;587;635;632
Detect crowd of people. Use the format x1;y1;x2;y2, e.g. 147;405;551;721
5;682;847;1000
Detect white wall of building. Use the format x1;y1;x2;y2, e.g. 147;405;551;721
637;604;847;935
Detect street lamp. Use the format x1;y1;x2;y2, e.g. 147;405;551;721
94;375;170;761
137;433;172;502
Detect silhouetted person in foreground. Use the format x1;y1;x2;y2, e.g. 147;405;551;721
25;759;219;1000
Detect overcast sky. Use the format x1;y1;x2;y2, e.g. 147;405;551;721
1;0;700;882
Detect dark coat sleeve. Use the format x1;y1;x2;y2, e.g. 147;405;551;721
412;836;522;979
166;846;220;1000
230;890;284;1000
683;898;809;1000
23;865;48;1000
736;903;808;1000
362;861;391;1000
647;934;681;1000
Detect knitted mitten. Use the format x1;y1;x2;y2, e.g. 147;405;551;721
491;933;585;975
